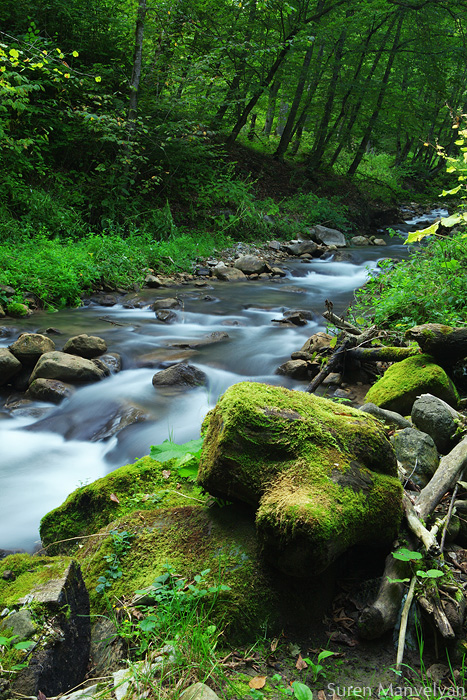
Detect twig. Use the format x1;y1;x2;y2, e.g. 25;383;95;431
440;470;463;553
395;575;417;672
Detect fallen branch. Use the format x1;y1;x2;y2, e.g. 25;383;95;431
306;336;356;393
346;346;418;363
403;494;440;555
395;575;417;672
322;310;362;335
415;438;467;521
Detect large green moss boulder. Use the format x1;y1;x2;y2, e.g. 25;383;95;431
197;382;402;577
364;353;459;415
73;504;334;638
40;455;205;554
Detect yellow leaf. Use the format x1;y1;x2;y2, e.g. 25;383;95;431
72;50;79;57
95;76;101;82
405;221;439;244
64;73;70;78
249;676;266;689
9;48;19;59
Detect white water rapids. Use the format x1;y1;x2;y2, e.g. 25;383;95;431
0;212;445;551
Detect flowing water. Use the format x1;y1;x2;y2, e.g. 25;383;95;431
0;211;446;551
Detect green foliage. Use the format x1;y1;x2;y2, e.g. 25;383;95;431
0;635;35;672
302;650;336;684
150;437;204;482
96;530;133;594
279;191;352;235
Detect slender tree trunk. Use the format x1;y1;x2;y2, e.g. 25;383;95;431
274;45;314;160
328;15;397;169
263;78;281;137
307;27;347;169
123;0;147;186
226;0;347;148
347;11;405;177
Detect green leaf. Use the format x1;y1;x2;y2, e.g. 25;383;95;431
440;185;463;197
440;214;462;227
14;640;35;650
150;437;204;465
317;650;335;663
405;221;440;244
329;336;337;349
292;681;313;700
416;569;444;579
392;548;423;562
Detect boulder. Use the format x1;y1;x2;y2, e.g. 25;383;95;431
63;334;107;359
0;347;22;386
181;683;221;700
233;254;267;274
311;225;347;248
156;309;178;323
9;333;55;363
27;378;75;404
144;274;164;288
152;297;181;310
99;352;122;374
0;555;90;696
213;263;247;281
351;236;371;246
411;393;462;454
169;331;230;349
276;359;310;379
364;354;459;415
283;241;318;256
373;238;387;246
152;362;207;388
391;427;439;488
198;382;402;576
29;351;107;384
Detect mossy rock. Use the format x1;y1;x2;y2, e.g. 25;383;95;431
198;382;402;576
73;504;334;639
364;353;459;415
40;456;206;554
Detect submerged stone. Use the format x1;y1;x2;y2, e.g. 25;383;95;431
198;382;402;577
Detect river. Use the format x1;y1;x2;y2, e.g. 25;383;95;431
0;209;446;552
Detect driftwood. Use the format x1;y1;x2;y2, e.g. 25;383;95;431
403;494;440;555
405;323;467;367
418;595;455;639
306;336;356;393
415;437;467;521
322;310;362;335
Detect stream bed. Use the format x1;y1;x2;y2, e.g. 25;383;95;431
0;209;446;552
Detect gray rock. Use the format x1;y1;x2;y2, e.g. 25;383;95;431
152;363;207;388
359;403;412;429
10;559;90;697
152;297;181;310
411;393;462;454
99;353;122;374
156;309;178;323
29;351;107;384
234;254;266;274
276;359;309;379
27;378;75;404
283;240;318;256
170;331;229;349
311;225;347;248
144;274;164;288
351;236;371;246
373;238;387;246
0;347;22;386
9;333;55;363
0;609;36;639
270;267;286;277
63;334;107;359
391;427;439;488
180;682;221;700
213;263;247;281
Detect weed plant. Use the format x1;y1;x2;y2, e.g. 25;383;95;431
352;229;467;330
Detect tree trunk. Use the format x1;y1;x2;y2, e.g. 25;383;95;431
274;46;314;160
263;78;281;137
347;11;405;177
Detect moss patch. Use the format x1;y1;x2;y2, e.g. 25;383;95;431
198;382;402;576
40;456;207;554
0;554;73;609
364;353;459;414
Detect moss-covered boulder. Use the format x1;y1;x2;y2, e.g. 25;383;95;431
364;353;459;415
197;382;402;577
0;554;90;696
40;455;206;554
73;504;335;638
